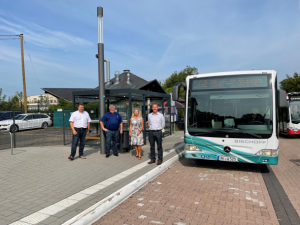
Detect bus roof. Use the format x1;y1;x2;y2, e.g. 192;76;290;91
186;70;276;80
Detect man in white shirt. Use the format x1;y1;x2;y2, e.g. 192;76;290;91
68;103;91;160
147;103;165;165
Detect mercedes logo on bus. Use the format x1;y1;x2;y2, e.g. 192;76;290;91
224;146;231;153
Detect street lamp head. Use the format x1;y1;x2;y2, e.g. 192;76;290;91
97;7;103;17
97;7;103;44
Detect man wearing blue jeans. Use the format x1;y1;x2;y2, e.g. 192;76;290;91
100;105;123;158
69;103;91;160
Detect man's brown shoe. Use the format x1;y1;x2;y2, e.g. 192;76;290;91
68;156;74;160
79;156;86;159
157;161;162;165
148;160;155;164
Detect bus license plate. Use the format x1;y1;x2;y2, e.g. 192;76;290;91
218;156;238;162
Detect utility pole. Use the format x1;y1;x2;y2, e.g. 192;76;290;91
20;34;27;113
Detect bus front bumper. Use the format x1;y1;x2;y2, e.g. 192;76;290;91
185;151;278;165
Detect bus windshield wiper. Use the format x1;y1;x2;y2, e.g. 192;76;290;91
192;130;223;136
193;129;261;139
214;128;262;139
238;131;261;139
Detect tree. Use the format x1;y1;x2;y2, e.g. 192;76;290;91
161;65;198;99
0;88;7;109
160;66;198;118
48;98;73;112
0;89;23;110
279;72;300;93
38;95;50;110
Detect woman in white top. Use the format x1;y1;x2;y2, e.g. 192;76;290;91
129;108;144;160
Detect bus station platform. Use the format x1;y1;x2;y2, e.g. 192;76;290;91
1;133;300;225
0;132;184;225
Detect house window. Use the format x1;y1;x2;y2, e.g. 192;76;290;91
50;98;53;103
34;98;37;103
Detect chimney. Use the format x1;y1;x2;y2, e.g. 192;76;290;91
123;68;130;73
115;71;120;84
127;73;131;84
104;58;111;85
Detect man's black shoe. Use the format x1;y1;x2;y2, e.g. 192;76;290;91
114;153;119;156
106;154;110;158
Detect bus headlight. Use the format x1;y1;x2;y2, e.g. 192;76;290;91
288;127;299;131
185;144;202;151
255;149;278;156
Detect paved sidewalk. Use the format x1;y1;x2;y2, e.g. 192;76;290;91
95;158;279;225
0;132;184;225
271;136;300;216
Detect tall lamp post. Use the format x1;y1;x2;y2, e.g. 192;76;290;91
98;7;105;154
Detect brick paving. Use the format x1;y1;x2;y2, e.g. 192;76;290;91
94;158;279;225
270;136;300;216
0;132;184;225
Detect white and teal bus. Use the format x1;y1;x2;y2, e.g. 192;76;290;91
172;70;286;165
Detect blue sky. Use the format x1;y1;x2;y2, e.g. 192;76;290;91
1;0;300;97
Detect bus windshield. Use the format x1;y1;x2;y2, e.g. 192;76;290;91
188;76;273;139
290;101;300;123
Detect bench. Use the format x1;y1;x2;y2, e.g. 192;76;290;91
85;133;100;140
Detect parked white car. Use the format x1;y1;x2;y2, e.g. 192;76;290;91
0;113;52;132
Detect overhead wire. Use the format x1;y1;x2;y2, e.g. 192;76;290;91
1;34;42;89
0;38;20;40
24;39;41;89
0;34;20;36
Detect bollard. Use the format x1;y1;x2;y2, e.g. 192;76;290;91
9;132;13;155
13;110;16;148
63;109;65;145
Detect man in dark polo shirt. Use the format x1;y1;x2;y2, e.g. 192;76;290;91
100;105;123;158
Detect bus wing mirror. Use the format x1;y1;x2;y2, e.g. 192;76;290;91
172;82;186;102
277;90;287;108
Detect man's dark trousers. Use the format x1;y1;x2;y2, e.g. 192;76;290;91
105;130;119;155
149;130;163;162
71;128;87;157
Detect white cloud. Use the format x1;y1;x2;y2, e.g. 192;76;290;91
0;16;92;49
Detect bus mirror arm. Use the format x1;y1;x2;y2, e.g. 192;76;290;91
277;90;287;108
172;82;186;101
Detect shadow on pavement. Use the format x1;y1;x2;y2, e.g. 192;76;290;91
290;159;300;166
279;134;300;139
179;156;260;173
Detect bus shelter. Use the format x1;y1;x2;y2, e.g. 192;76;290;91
72;89;172;152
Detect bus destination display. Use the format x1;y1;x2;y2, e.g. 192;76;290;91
191;75;268;90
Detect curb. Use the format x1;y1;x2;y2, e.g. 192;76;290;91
62;143;184;225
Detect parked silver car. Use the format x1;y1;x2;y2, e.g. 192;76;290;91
0;113;52;132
